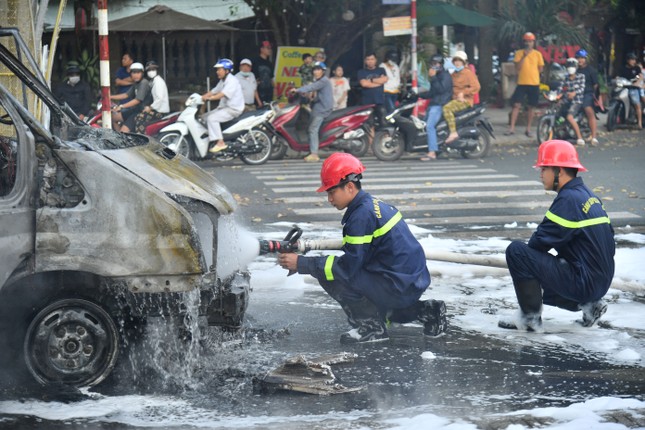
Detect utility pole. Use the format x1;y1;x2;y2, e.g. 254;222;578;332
97;0;112;129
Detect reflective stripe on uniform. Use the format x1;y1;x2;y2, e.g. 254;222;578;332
343;211;403;245
545;210;611;229
324;255;335;281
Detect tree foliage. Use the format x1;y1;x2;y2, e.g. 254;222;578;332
242;0;404;66
495;0;594;57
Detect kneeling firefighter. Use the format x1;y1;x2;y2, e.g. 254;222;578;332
500;140;615;331
278;153;447;343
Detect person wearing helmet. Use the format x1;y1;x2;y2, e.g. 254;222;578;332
618;52;643;128
54;62;92;120
236;58;262;112
562;57;586;146
133;60;170;134
201;58;244;153
418;54;453;160
380;50;401;114
110;62;153;132
289;61;333;162
443;50;481;144
506;32;545;137
500;140;615;332
575;49;601;145
277;153;446;343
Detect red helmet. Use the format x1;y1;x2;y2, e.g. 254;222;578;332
317;153;365;192
534;140;587;172
523;32;536;41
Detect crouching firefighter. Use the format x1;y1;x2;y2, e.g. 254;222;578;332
277;153;447;344
500;140;615;332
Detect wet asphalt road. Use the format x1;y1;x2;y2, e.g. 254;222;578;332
0;133;644;428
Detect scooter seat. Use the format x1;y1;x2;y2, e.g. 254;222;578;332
220;108;266;131
324;104;374;124
454;103;486;121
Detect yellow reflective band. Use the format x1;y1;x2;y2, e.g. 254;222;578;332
324;255;335;281
545;210;611;229
343;234;373;245
374;211;402;238
342;211;403;245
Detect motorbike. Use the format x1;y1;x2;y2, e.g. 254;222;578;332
157;93;274;165
267;94;374;160
606;77;644;131
536;84;591;144
87;101;180;138
372;98;494;161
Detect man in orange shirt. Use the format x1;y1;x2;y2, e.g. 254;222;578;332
506;32;545;137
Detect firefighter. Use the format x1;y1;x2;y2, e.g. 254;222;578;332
277;153;446;343
500;140;615;331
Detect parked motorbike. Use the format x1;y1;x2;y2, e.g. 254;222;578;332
87;102;180;138
536;85;590;144
267;94;373;160
157;93;274;165
372;99;494;161
606;77;644;131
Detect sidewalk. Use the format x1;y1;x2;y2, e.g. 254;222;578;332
482;105;537;146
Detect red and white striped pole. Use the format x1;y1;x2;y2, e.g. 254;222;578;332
97;0;112;129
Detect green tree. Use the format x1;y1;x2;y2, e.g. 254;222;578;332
495;0;598;60
242;0;404;66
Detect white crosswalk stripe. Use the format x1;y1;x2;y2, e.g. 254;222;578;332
241;158;640;228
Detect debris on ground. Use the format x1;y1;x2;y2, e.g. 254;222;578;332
254;352;362;395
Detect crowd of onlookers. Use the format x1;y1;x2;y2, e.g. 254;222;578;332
53;36;644;161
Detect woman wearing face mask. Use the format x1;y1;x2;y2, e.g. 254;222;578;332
442;51;481;144
562;57;586;146
134;60;170;134
54;63;92;120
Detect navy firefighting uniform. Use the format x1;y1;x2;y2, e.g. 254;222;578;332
297;190;430;313
506;177;615;308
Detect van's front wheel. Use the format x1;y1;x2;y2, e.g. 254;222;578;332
24;299;119;388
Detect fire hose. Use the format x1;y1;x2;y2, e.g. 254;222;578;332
258;226;508;268
258;227;638;294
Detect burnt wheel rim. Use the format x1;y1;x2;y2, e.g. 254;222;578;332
24;299;119;387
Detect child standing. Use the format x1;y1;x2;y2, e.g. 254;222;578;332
330;64;350;110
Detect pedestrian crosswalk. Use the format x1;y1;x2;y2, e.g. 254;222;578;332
240;157;640;230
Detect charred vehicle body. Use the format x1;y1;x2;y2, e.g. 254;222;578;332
0;29;250;388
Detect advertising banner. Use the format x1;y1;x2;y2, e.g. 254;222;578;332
382;16;412;36
274;45;321;100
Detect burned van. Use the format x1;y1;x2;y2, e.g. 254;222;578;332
0;29;249;388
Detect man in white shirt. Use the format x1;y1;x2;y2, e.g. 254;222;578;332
380;50;401;114
134;60;170;134
201;59;244;153
235;58;262;111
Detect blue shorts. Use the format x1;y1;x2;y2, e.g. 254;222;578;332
628;89;641;106
511;85;540;107
582;93;594;108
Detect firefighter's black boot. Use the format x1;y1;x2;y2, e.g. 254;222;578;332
498;279;543;332
338;297;388;344
417;300;447;337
